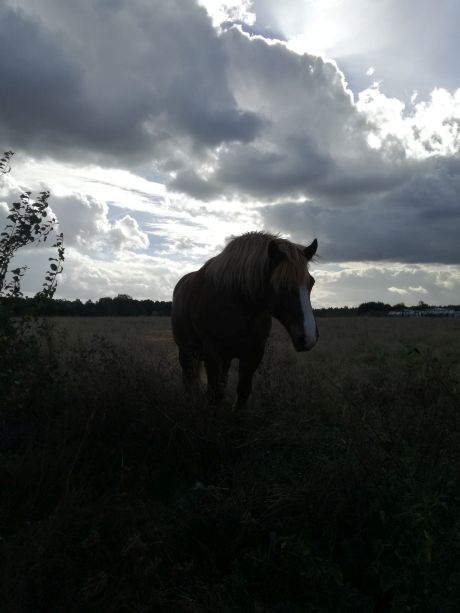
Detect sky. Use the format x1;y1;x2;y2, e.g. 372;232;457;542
0;0;459;307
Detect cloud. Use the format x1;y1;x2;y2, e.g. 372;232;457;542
198;0;255;27
107;215;149;251
260;152;460;264
46;194;149;252
0;0;262;165
311;262;460;307
2;3;460;217
56;248;185;301
10;245;186;301
0;183;149;256
250;0;460;100
388;287;408;295
1;0;460;304
357;85;460;159
169;27;460;213
171;27;378;201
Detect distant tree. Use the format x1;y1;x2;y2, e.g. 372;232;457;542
114;293;133;301
97;297;115;316
357;301;391;314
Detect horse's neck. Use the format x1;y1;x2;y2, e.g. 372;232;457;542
235;287;270;316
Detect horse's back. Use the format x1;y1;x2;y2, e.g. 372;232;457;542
172;271;196;303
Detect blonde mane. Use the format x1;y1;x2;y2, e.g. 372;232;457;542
204;231;311;297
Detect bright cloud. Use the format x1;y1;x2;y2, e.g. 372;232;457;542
388;287;409;295
312;262;460;307
198;0;255;26
358;85;460;159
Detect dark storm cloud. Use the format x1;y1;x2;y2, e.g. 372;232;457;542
0;9;89;146
214;136;335;199
0;5;153;161
0;0;262;163
167;99;262;147
262;157;460;264
168;170;220;202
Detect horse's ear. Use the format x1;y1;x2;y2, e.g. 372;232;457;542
303;238;318;260
268;240;285;267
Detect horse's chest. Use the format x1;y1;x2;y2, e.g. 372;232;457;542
196;302;270;352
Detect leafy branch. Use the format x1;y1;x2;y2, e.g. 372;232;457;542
0;150;14;175
37;231;65;299
0;152;65;298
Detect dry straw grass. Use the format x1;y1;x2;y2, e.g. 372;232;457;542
1;316;460;611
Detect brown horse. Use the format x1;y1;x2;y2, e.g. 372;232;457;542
172;231;319;408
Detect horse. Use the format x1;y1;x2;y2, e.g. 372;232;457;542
171;231;319;408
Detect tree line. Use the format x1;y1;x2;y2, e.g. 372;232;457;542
316;301;459;317
1;296;459;318
0;294;172;317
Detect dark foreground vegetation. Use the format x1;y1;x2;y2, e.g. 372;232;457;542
1;317;460;612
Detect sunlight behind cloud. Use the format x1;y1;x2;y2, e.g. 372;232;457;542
198;0;255;26
259;0;360;59
285;2;344;58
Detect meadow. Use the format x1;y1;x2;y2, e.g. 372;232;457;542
1;316;460;612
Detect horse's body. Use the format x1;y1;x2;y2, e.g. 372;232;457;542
172;232;318;408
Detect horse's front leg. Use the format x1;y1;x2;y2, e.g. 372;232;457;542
179;348;202;395
233;345;265;410
205;355;231;404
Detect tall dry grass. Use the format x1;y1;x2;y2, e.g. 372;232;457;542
1;317;460;612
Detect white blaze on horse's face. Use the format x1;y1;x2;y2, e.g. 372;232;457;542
299;284;318;351
269;278;318;352
267;237;319;352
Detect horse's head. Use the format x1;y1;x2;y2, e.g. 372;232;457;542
267;238;319;352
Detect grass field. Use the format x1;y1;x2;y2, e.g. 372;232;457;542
1;316;460;612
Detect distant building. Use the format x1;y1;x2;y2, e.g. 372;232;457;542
388;308;458;317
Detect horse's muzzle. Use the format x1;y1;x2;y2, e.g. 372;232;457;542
294;325;319;352
294;338;317;352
